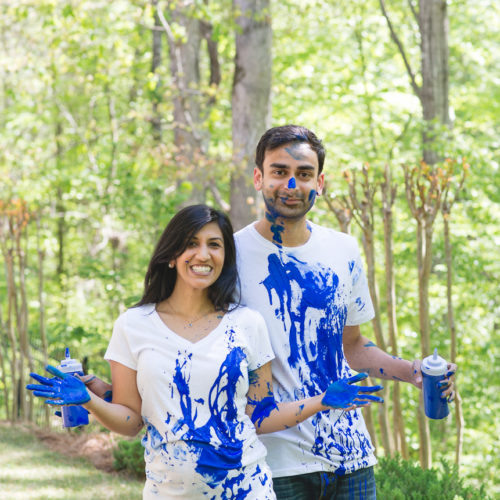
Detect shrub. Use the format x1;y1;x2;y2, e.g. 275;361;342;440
375;455;489;500
113;436;145;478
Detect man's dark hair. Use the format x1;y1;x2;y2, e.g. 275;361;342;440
135;204;238;311
255;125;326;174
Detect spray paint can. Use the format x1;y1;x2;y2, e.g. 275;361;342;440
421;348;450;420
57;348;89;428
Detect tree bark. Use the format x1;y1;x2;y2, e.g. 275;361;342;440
230;0;272;230
380;0;450;164
381;165;408;459
346;167;393;456
36;213;50;426
419;0;450;164
404;163;446;468
150;0;163;143
158;4;206;203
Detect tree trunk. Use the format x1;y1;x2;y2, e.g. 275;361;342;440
151;0;163;142
0;301;11;421
381;165;408;458
36;213;50;426
230;0;272;230
443;210;464;466
15;224;35;421
158;4;206;203
4;248;20;421
419;0;450;164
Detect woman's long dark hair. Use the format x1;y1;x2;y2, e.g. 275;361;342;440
135;204;239;311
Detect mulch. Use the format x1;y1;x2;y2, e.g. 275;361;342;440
32;425;119;473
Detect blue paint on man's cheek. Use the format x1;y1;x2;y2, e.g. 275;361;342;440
308;189;317;207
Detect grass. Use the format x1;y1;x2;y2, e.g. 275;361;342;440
0;422;143;500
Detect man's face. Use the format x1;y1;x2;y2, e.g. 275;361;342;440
254;142;324;221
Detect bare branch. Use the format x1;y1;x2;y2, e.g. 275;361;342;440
379;0;421;99
407;0;418;22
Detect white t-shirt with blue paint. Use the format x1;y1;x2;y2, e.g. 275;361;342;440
105;303;276;499
235;222;377;478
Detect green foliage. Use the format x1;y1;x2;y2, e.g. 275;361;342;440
375;455;490;500
113;435;145;478
0;0;499;496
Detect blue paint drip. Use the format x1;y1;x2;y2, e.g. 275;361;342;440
171;348;248;491
265;211;284;245
287;177;296;189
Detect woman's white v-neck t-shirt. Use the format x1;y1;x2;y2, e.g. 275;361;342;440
105;303;275;499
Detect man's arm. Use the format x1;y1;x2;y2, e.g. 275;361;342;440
342;325;456;400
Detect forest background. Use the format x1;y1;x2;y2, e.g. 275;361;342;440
0;0;498;496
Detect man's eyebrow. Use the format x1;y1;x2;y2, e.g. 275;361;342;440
268;163;315;170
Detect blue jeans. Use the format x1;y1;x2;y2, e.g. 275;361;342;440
272;467;376;500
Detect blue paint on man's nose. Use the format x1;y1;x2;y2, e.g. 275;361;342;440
288;177;296;189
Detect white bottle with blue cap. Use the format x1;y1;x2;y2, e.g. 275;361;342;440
421;348;450;420
57;348;89;427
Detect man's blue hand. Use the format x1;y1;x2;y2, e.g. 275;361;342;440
26;365;90;405
322;372;384;409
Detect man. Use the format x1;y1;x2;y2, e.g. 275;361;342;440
233;124;456;499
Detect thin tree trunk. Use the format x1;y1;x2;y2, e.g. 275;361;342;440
15;221;35;421
151;0;163;142
346;168;393;456
0;301;11;421
443;178;467;467
4;247;20;420
404;163;446;468
230;0;272;229
36;213;50;426
381;165;409;458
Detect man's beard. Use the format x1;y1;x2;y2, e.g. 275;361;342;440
262;192;314;221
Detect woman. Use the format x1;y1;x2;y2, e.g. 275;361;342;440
27;205;383;499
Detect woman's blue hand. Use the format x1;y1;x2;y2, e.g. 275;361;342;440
26;365;90;405
322;372;384;409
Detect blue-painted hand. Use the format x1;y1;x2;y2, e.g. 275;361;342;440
26;365;90;405
322;372;384;409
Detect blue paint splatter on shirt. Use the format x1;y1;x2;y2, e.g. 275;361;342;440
262;252;347;397
170;348;250;493
261;249;373;471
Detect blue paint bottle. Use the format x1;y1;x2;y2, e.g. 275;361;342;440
58;348;89;428
421;348;449;420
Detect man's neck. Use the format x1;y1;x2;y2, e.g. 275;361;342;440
254;217;312;247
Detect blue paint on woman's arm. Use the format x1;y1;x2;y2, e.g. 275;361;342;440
249;396;279;428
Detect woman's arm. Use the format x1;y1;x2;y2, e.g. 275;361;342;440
83;361;143;436
245;362;383;435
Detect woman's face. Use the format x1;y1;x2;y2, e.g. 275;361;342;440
173;222;225;291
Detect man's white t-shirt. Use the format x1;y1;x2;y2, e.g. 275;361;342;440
235;221;377;478
105;303;276;499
